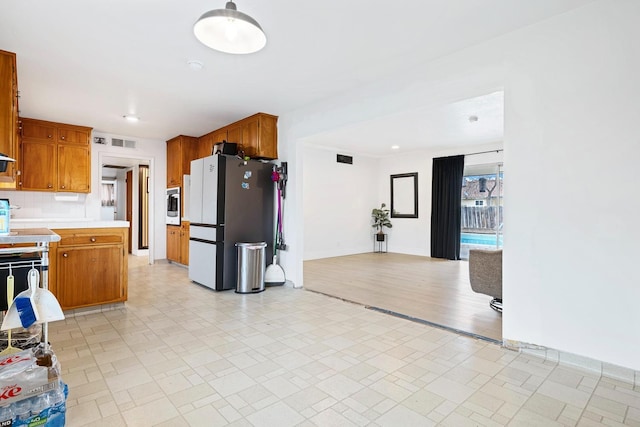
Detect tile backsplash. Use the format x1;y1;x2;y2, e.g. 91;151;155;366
0;191;88;219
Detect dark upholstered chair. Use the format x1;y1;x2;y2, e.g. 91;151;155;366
469;249;502;312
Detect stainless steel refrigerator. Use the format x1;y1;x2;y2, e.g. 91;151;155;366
189;154;274;291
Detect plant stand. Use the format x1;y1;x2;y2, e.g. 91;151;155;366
373;233;387;253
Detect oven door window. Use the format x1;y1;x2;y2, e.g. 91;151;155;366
167;194;179;216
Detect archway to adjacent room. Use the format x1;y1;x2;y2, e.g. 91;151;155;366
300;91;504;342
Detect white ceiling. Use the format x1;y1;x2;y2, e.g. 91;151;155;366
1;0;594;155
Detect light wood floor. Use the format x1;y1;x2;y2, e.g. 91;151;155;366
303;252;502;341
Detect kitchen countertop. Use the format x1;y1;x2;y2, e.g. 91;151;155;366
0;227;61;244
9;219;130;230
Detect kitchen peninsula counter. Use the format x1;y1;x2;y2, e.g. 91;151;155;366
6;221;130;312
10;219;129;229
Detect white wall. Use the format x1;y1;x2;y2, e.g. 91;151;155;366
301;142;503;260
280;0;639;371
502;0;640;371
0;190;88;218
376;144;503;257
376;152;430;256
302;144;379;260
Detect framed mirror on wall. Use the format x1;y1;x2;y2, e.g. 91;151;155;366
390;172;418;218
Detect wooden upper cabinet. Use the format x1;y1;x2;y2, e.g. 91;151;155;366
181;137;199;176
226;125;242;146
19;117;92;192
21;120;56;141
20;140;56;190
197;133;213;159
166;135;199;187
201;113;278;160
166;137;181;187
58;144;90;192
0;50;19;188
198;129;228;158
57;125;90;144
237;113;278;159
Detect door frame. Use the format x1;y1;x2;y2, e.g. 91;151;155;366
98;151;155;265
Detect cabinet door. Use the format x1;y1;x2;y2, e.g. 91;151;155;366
198;133;214;158
180;222;190;265
0;51;18;185
226;125;242;147
20;140;56;190
57;245;123;309
238;114;278;159
20;119;56;141
57;125;90;144
166;137;181;187
257;114;278;159
58;144;90;192
166;225;181;262
240;117;259;158
180;136;199;176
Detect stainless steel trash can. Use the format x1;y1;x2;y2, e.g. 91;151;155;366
235;242;267;294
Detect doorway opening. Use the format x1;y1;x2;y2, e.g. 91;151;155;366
100;152;154;265
460;163;504;259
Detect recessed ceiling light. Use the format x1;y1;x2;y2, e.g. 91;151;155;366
391;145;400;150
123;115;139;123
187;60;204;70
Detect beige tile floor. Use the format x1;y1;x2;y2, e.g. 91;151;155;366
50;257;640;426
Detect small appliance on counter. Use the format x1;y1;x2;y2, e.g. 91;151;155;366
213;141;238;156
0;199;10;235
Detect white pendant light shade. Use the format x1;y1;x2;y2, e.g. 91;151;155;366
194;1;266;54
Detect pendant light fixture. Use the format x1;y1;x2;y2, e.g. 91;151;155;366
193;1;266;54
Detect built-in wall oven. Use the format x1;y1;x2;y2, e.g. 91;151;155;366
166;187;180;225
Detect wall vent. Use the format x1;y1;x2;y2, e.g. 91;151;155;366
111;138;136;149
337;154;353;164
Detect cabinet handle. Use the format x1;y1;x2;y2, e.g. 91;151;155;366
48;134;52;138
60;135;65;140
63;253;68;258
47;184;53;188
60;185;65;189
90;237;96;242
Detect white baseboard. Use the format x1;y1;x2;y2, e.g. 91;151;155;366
504;339;638;386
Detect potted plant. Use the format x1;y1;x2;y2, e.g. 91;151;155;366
371;203;392;241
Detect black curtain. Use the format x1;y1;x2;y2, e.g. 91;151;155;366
431;155;465;260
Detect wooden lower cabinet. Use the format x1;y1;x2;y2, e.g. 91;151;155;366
166;225;181;263
49;227;128;310
180;222;189;265
167;222;189;265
